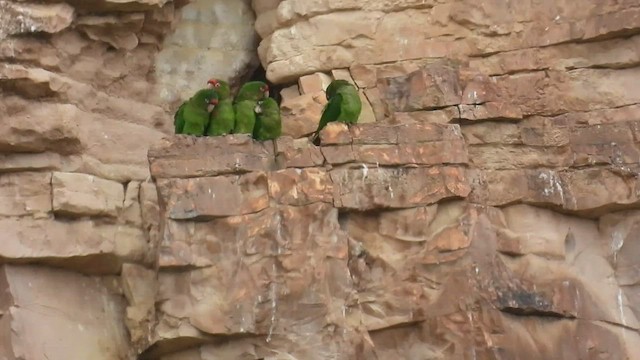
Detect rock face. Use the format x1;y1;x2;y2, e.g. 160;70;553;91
2;0;640;359
147;126;640;359
0;0;257;357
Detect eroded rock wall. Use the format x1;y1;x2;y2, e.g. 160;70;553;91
147;125;640;358
0;0;257;358
1;0;640;358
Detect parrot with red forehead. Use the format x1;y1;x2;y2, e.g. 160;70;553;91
232;81;270;135
173;88;219;136
205;78;235;136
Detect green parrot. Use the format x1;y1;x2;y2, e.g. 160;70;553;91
174;88;219;136
205;78;235;136
234;81;269;103
311;79;362;144
233;100;258;134
207;78;231;100
231;81;270;135
253;97;281;141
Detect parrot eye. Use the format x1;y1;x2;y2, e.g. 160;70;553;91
215;83;220;87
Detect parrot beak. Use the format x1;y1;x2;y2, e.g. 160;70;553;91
207;79;216;88
254;102;263;114
207;99;218;112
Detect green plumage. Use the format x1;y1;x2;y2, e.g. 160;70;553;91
206;98;235;136
235;81;269;103
175;89;219;136
311;80;361;143
209;79;231;100
253;98;282;141
233;100;258;134
174;102;186;134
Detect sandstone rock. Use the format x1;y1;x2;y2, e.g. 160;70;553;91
392;108;459;124
352;141;468;166
321;144;356;165
0;172;52;218
148;135;276;179
468;145;572;169
121;264;157;351
331;166;470;210
471;168;640;216
280;91;327;138
494;68;640;117
0;265;130;360
155;0;258;104
461;122;522;145
0;102;82;154
140;181;160;264
155;203;351;351
0;2;74;41
460;73;498;104
358;90;377;123
346;201;470;330
66;0;170;12
0;218;146;274
156;172;269;220
52;172;124;218
457;102;523;121
360;87;386;121
279;84;301;101
298;72;332;94
76;13;144;50
0;152;82;174
469;35;640;76
318;122;352;145
377;60;462;112
274;136;324;168
122;181;143;225
268;168;333;206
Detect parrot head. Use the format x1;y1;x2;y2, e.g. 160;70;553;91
260;84;270;98
325;79;352;100
207;78;231;99
192;88;219;112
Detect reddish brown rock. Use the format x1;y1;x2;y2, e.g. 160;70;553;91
148;135;276;179
392;107;459;124
354;141;468;166
280;91;328;138
154;203;352;350
268;168;333;206
460;74;498;104
471;168;640;216
156;172;269;220
457;102;523;121
468;145;573;169
363;87;387;120
320;144;356;165
377;60;462;113
121;263;156;352
493;68;640;117
274;136;324;168
331;166;470;210
297;72;332;94
462;122;522;145
318;122;352;145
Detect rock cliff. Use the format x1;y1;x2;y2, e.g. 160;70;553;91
1;0;640;359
